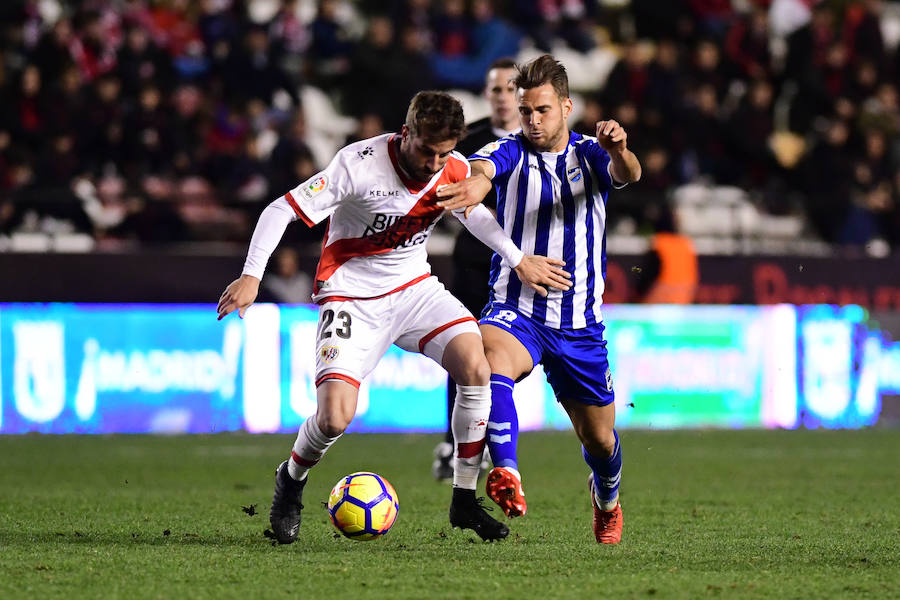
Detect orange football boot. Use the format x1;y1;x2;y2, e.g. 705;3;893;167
588;473;622;544
485;466;527;517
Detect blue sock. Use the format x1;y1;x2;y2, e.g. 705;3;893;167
583;429;622;507
487;374;518;469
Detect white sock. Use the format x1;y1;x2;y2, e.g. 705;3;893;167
287;415;340;481
451;384;490;490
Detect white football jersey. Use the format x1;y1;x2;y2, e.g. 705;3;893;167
282;133;471;302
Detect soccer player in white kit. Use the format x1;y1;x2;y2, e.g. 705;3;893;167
216;91;572;543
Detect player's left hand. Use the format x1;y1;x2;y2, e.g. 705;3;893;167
596;120;628;152
217;274;260;320
513;256;572;297
435;173;492;217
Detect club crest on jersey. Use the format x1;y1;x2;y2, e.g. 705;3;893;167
567;166;583;183
357;146;374;159
303;175;328;199
321;346;339;363
475;140;503;157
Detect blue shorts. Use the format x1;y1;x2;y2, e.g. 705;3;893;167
480;303;615;406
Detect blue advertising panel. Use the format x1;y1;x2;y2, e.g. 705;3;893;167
796;305;882;428
0;303;888;434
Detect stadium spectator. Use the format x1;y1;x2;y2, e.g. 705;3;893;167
643;38;685;123
431;0;470;59
784;3;840;131
511;0;597;53
687;0;735;39
681;82;734;183
428;0;522;91
602;39;652;109
802;118;855;243
687;37;729;100
342;15;409;127
344;112;386;146
607;144;677;235
223;23;299;107
306;0;354;89
637;203;699;304
723;5;772;80
724;77;776;189
30;17;76;84
116;24;174;98
268;108;316;200
256;246;313;304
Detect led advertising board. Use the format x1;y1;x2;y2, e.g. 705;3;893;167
0;304;887;434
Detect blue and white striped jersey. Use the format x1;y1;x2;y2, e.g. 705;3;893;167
470;130;624;330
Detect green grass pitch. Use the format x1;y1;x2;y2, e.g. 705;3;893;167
1;430;897;599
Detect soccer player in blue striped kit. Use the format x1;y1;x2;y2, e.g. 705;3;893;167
437;55;642;543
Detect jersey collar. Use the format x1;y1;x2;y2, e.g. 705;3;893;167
387;134;437;194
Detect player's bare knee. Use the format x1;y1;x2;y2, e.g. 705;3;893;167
316;411;351;438
452;355;491;387
581;428;616;457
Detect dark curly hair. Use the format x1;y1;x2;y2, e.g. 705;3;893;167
405;91;467;142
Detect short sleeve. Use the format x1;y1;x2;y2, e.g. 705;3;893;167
581;138;626;191
468;134;521;179
281;149;352;226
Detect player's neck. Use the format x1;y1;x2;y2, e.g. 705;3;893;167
393;136;417;180
535;129;571;154
491;117;518;136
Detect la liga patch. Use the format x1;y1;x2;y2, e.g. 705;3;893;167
303;174;328;199
476;140;503;156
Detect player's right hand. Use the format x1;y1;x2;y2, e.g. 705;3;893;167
436;173;492;216
217;274;260;320
513;256;572;297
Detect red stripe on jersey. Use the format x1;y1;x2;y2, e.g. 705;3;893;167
314;143;469;288
418;316;478;353
317;273;431;304
290;450;319;467
284;191;315;227
457;439;486;459
314;192;442;283
316;372;361;389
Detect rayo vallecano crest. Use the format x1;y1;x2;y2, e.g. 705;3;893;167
320;346;339;363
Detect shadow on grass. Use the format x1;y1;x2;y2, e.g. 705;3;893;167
0;530;274;547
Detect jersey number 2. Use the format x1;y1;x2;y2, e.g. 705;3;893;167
320;309;352;339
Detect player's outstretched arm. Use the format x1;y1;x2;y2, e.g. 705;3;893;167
454;204;572;297
436;160;495;214
217;274;260;320
596;119;642;184
217;199;294;320
513;256;572;298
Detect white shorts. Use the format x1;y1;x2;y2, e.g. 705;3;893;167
314;276;480;388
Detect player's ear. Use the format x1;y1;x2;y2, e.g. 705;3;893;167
562;97;573;119
400;124;410;142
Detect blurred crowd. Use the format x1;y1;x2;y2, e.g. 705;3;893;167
0;0;899;253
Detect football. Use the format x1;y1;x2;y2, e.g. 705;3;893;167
327;472;399;540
